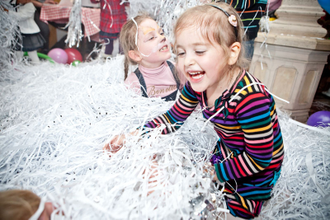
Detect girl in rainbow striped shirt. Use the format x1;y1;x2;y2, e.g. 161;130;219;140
104;2;284;219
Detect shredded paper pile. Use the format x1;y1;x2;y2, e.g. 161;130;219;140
1;0;330;219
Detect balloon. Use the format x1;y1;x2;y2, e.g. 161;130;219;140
64;48;83;64
37;53;55;63
71;60;81;67
307;111;330;127
318;0;330;14
47;48;68;64
23;52;55;63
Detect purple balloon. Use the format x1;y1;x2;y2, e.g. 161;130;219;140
47;48;68;64
307;111;330;127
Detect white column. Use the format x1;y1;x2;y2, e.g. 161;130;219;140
250;0;330;122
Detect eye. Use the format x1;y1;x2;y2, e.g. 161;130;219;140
196;51;205;55
148;36;155;41
177;52;185;57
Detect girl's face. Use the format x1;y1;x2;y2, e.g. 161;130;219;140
176;27;228;94
136;19;171;68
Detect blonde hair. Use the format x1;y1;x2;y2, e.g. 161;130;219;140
174;2;248;72
0;189;41;220
119;14;153;80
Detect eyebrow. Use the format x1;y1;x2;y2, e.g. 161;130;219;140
176;42;207;48
142;27;155;35
141;25;162;35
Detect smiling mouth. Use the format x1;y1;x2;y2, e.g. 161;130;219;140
188;71;205;80
159;45;168;52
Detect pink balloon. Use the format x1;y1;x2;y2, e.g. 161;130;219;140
47;48;68;64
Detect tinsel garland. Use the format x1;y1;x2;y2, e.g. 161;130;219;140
64;0;197;48
124;0;200;42
65;0;83;47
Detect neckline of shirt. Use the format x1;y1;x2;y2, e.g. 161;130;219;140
202;69;246;112
138;61;167;76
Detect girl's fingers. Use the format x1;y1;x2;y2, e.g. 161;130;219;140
104;131;137;153
103;143;110;151
113;135;122;146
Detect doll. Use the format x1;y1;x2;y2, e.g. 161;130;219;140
9;0;46;65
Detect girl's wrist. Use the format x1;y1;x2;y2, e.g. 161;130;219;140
130;130;139;136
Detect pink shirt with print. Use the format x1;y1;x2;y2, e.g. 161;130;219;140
125;61;185;98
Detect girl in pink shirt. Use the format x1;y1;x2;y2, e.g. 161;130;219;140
120;15;185;101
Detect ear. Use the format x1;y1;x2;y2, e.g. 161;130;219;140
228;42;241;65
128;50;142;63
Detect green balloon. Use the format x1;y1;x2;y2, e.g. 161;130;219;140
23;51;55;63
37;52;55;63
71;60;81;67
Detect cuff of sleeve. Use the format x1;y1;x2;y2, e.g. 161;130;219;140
136;126;151;137
215;163;225;182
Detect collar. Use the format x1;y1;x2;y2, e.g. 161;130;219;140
138;61;167;76
29;197;46;220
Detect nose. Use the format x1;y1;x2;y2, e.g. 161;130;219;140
184;52;195;67
160;35;166;43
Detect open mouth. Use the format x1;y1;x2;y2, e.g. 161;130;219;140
159;45;168;52
188;71;205;80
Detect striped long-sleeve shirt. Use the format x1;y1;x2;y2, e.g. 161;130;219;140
144;70;284;204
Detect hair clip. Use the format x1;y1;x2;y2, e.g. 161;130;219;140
208;4;237;28
228;15;237;27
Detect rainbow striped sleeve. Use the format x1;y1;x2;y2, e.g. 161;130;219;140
144;82;199;134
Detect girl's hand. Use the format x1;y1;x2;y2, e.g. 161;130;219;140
213;172;219;181
203;162;218;181
147;160;158;196
143;157;159;196
103;134;126;153
103;130;139;153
